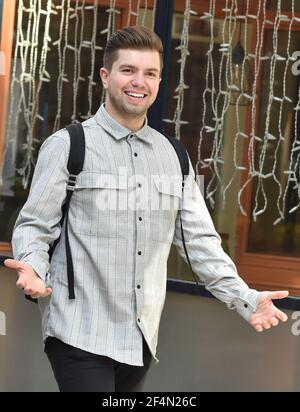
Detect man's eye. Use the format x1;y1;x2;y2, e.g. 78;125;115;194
147;72;156;77
122;68;132;73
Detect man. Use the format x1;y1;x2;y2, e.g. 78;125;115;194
5;26;288;392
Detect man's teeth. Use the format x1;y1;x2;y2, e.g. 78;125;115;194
126;92;145;98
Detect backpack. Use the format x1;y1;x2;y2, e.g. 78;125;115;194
26;123;198;303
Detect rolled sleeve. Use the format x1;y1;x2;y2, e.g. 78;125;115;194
11;131;70;281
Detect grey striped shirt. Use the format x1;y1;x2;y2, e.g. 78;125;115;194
12;104;260;366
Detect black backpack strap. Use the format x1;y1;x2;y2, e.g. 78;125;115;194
162;133;199;286
63;123;85;299
162;134;189;177
26;123;85;304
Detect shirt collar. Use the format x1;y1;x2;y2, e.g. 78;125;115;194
94;104;153;145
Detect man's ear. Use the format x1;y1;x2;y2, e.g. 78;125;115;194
100;67;109;89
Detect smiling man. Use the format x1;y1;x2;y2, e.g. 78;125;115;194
100;47;160;130
5;26;289;392
101;48;161;127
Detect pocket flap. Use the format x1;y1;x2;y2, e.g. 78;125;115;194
76;171;127;189
153;176;182;197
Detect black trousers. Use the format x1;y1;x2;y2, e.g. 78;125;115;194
44;336;153;392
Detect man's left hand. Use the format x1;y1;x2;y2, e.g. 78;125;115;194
250;291;289;332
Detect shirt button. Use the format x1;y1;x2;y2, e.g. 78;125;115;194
137;284;141;289
134;152;138;157
138;183;142;188
138;217;142;221
244;304;248;308
138;251;142;255
138;318;141;323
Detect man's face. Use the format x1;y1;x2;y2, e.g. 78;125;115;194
100;49;161;118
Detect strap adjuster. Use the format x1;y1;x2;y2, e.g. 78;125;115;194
67;174;77;191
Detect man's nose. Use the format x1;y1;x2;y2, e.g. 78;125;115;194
131;72;146;87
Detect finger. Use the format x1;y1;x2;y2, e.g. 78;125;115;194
40;288;52;298
254;324;263;332
276;309;288;322
4;259;24;271
270;317;279;327
265;290;289;300
263;321;271;330
16;279;26;289
30;288;44;299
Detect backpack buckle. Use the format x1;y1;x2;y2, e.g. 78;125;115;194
67;174;77;191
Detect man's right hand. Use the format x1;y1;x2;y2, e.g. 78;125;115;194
4;259;52;299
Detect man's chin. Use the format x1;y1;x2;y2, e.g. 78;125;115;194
124;105;148;116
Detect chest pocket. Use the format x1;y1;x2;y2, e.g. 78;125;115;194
71;171;128;238
150;176;182;243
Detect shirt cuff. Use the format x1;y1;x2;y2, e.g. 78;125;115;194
227;289;261;322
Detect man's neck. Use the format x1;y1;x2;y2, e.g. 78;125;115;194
104;102;145;132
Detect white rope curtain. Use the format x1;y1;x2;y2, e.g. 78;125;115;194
190;0;300;224
4;0;157;189
4;0;300;227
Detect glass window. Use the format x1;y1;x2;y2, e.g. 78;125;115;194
0;1;156;244
247;29;300;257
0;0;109;242
267;0;300;12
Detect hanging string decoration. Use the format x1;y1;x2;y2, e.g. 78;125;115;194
196;0;300;223
3;0;157;189
163;0;195;141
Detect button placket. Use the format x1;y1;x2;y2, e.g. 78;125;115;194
128;139;144;326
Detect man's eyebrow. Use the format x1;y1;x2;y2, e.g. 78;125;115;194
119;64;159;72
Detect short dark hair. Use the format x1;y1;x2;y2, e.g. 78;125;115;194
103;26;164;71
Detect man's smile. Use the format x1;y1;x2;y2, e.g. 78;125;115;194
124;90;148;102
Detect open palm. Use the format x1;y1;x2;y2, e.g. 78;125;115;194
250;291;289;332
